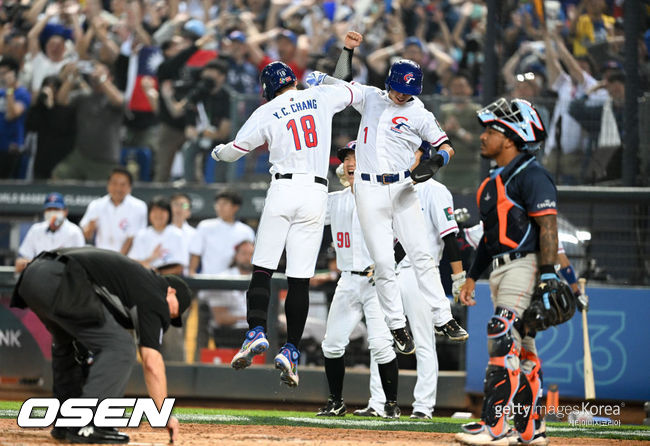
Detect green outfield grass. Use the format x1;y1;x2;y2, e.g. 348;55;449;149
1;401;649;441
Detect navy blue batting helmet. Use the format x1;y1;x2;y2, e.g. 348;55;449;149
261;61;297;101
385;59;423;96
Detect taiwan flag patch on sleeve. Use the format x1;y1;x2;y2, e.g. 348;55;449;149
444;207;455;221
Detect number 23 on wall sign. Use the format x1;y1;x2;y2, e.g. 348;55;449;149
287;115;318;150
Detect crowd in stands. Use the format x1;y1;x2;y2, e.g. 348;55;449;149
0;0;647;187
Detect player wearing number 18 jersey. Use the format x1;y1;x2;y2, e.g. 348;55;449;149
211;61;362;387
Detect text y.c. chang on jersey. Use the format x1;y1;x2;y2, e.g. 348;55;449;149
272;99;318;120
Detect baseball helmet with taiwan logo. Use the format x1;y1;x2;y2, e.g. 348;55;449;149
261;61;297;101
385;59;423;96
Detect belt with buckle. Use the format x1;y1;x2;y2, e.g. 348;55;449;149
492;251;531;270
360;170;410;184
274;173;328;186
349;270;367;276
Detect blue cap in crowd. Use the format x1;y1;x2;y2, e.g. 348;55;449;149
278;29;297;45
39;23;73;52
44;192;65;210
183;19;206;38
404;36;423;50
228;30;246;43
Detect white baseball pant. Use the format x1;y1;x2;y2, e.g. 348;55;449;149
354;178;447;329
252;174;328;278
367;265;450;416
322;273;395;365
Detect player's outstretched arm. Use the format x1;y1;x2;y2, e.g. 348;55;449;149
211;141;247;163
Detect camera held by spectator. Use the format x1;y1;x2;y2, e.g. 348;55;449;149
181;58;232;182
187;76;216;104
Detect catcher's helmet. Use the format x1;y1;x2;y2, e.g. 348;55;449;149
477;98;547;152
523;280;576;331
385;59;423;96
337;140;356;162
261;61;297;101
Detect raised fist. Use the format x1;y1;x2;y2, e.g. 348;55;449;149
344;31;363;50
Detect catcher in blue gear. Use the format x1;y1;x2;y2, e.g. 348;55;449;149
456;98;560;446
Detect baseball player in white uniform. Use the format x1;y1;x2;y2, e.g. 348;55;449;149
15;193;85;273
316;142;401;419
367;165;469;419
211;61;363;387
307;31;468;354
80;167;147;254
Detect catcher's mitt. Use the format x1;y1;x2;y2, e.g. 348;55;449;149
523;279;576;331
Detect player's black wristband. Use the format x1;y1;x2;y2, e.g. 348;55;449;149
539;264;556;276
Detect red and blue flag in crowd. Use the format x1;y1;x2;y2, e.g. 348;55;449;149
128;46;163;112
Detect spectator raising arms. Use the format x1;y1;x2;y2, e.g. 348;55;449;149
25;74;75;180
51;62;125;181
0;57;30;178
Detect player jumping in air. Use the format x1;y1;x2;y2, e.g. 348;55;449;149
211;61;362;387
307;31;468;354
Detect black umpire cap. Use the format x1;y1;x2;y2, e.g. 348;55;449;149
337;140;357;162
162;275;192;327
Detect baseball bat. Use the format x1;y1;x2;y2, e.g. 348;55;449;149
579;278;596;400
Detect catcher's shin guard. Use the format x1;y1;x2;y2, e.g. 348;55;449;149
481;306;521;439
513;348;543;443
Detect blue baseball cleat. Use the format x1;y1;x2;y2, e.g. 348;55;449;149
231;326;269;370
274;343;300;387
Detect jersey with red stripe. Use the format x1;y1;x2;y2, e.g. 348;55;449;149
401;179;458;267
232;83;361;178
476;153;557;256
350;83;448;174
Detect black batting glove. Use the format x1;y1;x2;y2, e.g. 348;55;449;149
411;153;444;183
575;290;588;312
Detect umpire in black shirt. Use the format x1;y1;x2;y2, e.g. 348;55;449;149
11;247;192;443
